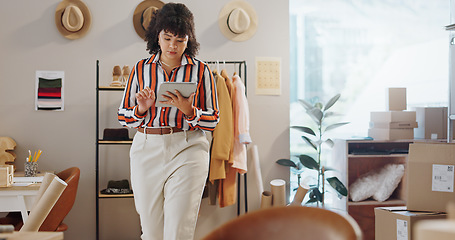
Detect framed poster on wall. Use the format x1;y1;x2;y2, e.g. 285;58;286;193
35;71;64;111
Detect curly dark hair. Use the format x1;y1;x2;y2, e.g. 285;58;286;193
145;3;199;57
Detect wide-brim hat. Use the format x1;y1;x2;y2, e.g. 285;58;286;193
133;0;165;40
218;0;258;42
100;179;133;195
103;128;130;141
55;0;92;40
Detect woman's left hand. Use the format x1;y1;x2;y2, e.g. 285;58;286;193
161;90;195;117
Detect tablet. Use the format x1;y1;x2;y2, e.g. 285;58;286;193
155;82;197;107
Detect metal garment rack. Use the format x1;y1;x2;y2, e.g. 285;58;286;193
206;60;248;216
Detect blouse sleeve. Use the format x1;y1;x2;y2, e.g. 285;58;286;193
185;64;220;131
233;75;252;144
117;63;145;129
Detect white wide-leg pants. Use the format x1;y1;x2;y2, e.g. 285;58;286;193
130;129;209;240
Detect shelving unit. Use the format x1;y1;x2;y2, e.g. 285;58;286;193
338;139;412;240
95;60;249;239
95;60;134;240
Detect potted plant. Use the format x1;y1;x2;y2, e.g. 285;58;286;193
277;94;349;207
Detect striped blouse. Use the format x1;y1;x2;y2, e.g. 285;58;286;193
117;53;219;131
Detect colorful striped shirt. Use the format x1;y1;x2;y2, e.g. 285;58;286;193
117;53;219;131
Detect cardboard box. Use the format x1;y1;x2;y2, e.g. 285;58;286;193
0;165;13;187
387;88;407;111
414;219;455;240
368;128;414;140
369;121;418;129
375;206;446;240
371;111;416;123
407;142;455;212
414;107;452;139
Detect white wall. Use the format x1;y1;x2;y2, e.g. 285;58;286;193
0;1;290;239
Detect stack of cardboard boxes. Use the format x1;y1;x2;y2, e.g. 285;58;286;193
414;107;455;140
375;142;455;240
370;88;455;239
368;88;418;140
414;202;455;240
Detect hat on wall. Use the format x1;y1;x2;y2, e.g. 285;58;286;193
218;0;258;42
55;0;92;40
133;0;165;40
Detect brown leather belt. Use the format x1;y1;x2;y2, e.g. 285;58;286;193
138;127;185;135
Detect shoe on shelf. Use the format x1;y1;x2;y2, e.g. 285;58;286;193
110;65;123;87
120;65;130;86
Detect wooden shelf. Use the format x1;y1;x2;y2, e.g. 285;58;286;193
98;140;133;144
348;199;405;206
345;139;414;144
99;193;134;198
341;139;412;240
98;86;125;91
347;154;408;158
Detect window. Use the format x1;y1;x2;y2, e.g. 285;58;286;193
289;0;449;208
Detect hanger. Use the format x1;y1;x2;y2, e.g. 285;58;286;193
220;60;228;78
209;62;217;74
220;66;229;80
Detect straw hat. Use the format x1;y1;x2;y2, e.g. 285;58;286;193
218;1;258;42
55;0;92;40
133;0;165;40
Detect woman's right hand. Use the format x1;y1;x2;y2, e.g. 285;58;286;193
136;87;155;115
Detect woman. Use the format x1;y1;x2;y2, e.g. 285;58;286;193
117;3;219;240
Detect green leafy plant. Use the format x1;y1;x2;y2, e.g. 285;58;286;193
277;94;349;207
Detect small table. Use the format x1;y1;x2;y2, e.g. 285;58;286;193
0;231;63;240
0;184;40;223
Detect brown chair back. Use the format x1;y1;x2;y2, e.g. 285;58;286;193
20;176;67;232
39;167;80;231
202;206;362;240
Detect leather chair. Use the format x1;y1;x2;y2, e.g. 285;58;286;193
0;167;80;231
20;174;67;232
202;206;363;240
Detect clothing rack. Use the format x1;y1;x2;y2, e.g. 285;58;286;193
206;60;248;216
